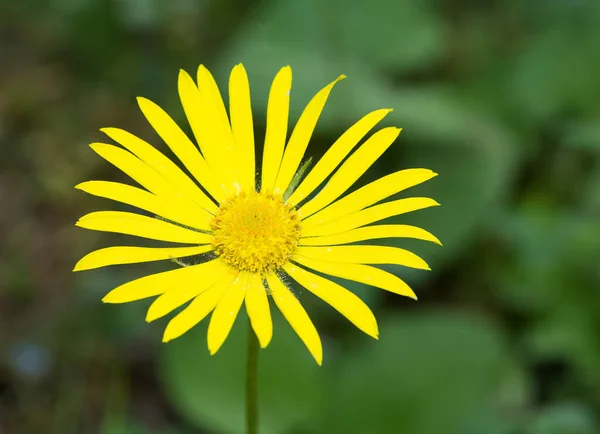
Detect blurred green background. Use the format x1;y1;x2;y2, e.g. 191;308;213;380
1;0;600;433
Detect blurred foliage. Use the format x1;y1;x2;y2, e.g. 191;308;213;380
1;0;599;433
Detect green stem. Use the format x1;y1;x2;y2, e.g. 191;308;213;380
246;321;259;434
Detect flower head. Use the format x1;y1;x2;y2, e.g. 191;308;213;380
74;64;440;364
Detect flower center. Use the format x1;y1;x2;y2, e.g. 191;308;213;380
211;191;301;274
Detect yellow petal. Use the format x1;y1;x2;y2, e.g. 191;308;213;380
76;211;213;244
273;75;346;196
177;70;208;153
302;168;437;226
101;127;217;213
102;259;221;303
207;273;248;355
89;143;212;224
229;64;255;192
245;274;272;348
261;66;292;193
90;143;180;199
196;66;240;184
163;276;233;342
296;245;430;270
267;274;322;365
75;181;210;231
301;197;440;236
179;69;239;193
292;254;416;299
298;127;400;219
299;224;441;246
283;263;378;339
178;70;222;171
286;108;392;207
146;263;232;322
74;244;213;272
137;96;227;202
196;65;235;150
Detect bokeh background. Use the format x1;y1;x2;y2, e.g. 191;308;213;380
1;0;600;433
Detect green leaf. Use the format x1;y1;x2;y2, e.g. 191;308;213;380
510;25;600;122
317;311;513;434
327;0;444;71
563;120;600;152
224;0;443;74
584;167;600;213
101;420;147;434
159;309;324;434
530;403;597;434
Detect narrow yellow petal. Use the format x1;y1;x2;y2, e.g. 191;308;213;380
299;224;441;246
102;259;221;303
245;274;272;348
286;108;392;206
163;276;232;342
261;66;292;193
179;69;239;193
296;245;430;270
298;127;400;219
196;66;241;187
196;65;235;150
283;263;378;339
89;143;179;198
88;143;213;228
178;69;210;157
101;127;217;213
146;263;233;322
76;211;213;244
273;75;346;196
75;181;210;231
302;169;436;226
229;64;255;192
207;273;248;355
301;197;440;236
267;274;322;365
137;96;227;202
292;254;416;299
74;244;213;272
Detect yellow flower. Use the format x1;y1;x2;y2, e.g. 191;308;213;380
74;64;440;365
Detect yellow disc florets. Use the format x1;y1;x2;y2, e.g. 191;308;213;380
211;191;301;274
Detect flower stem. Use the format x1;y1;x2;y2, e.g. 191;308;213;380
246;321;259;434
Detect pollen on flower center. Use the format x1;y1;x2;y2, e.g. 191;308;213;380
211;191;301;274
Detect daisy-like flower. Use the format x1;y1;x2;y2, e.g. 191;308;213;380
74;64;440;365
